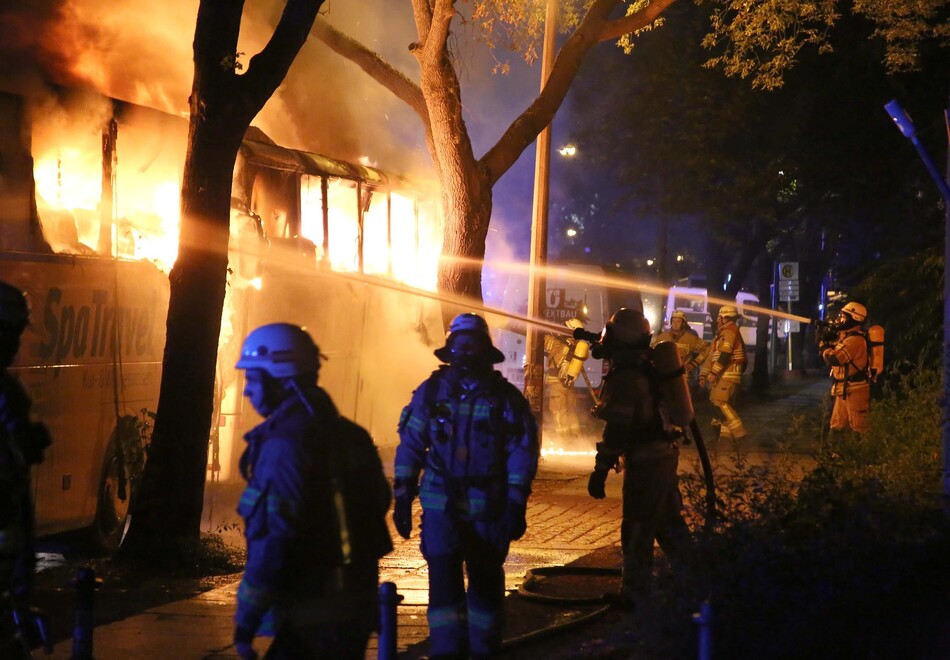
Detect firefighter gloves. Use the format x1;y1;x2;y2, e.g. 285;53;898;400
503;500;528;541
393;494;414;540
588;469;608;499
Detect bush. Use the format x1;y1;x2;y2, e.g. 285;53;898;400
661;369;949;657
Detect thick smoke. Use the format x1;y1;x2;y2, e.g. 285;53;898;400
0;1;433;177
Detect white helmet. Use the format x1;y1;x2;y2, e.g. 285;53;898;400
670;310;688;323
236;323;321;378
840;301;867;324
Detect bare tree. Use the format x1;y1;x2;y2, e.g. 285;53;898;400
122;0;326;558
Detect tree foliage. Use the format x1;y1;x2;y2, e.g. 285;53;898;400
702;0;950;89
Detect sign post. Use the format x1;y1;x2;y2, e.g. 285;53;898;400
778;262;800;371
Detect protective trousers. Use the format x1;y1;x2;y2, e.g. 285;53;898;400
830;383;869;434
421;508;509;658
709;380;747;438
547;379;581;439
620;441;689;598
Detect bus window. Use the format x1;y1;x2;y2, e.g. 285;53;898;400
326;178;359;272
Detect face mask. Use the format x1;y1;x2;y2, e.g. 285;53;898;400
448;334;491;371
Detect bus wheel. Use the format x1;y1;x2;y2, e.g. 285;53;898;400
93;444;133;553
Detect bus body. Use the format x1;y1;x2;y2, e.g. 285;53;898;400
2;252;168;536
2;84;444;542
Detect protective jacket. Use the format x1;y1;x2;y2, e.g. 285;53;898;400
822;329;869;397
0;371;49;598
701;321;746;383
652;328;709;373
236;385;392;638
395;366;539;521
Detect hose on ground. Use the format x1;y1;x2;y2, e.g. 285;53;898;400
499;566;620;651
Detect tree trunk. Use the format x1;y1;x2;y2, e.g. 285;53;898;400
122;0;323;560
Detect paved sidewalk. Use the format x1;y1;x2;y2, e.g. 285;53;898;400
43;376;830;659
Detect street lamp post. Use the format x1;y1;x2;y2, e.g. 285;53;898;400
524;0;558;438
884;98;950;510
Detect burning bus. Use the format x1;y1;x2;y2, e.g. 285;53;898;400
0;84;444;547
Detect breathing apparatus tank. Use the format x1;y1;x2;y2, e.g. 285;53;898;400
868;325;885;382
652;340;694;427
558;318;590;387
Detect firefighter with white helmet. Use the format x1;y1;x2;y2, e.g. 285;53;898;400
585;307;690;607
700;305;748;439
543;316;590;440
0;281;51;656
394;312;538;658
652;310;710;375
233;323;392;659
819;301;871;434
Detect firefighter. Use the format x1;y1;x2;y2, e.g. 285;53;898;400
653;311;709;374
819;302;870;434
233;323;392;660
394;313;539;658
543;317;588;440
0;282;51;656
700;305;748;439
586;308;690;607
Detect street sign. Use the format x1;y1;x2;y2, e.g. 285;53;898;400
778;280;800;302
778;262;799;281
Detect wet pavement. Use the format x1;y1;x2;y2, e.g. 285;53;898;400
39;376;831;659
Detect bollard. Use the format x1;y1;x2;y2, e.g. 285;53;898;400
71;567;99;660
692;600;713;660
377;581;403;660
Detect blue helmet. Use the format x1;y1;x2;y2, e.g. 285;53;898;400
236;323;321;378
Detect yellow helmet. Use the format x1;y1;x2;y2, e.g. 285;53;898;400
564;317;585;331
718;305;739;321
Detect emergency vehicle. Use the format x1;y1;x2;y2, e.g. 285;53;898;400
664;286;762;347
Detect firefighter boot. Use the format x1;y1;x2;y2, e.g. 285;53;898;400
719;403;747;439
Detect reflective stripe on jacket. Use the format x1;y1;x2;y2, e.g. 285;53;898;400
702;323;746;382
395;366;539;518
653;329;710;371
236;387;390;636
822;330;869;397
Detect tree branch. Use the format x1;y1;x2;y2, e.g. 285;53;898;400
310;19;430;128
479;0;616;185
409;0;433;48
238;0;325;119
598;0;679;43
423;0;455;65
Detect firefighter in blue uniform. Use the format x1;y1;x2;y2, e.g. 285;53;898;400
0;282;51;656
234;323;392;660
394;313;539;659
